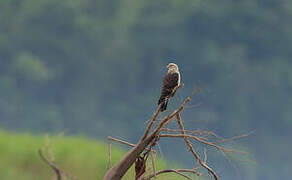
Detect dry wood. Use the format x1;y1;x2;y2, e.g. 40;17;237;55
103;87;249;180
176;113;219;180
142;168;201;180
141;105;161;141
108;136;155;152
39;145;78;180
38;86;251;180
104;95;192;180
150;151;157;180
159;134;246;154
39;149;62;180
216;130;255;144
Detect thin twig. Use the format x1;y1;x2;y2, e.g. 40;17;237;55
153;97;191;134
176;113;218;180
159;134;246;154
108;139;111;170
108;136;155;153
161;128;217;138
204;148;207;163
143;168;201;180
170;83;184;97
38;149;62;180
141;105;161;141
39;148;78;180
216;130;255;143
151;151;157;180
45;135;55;162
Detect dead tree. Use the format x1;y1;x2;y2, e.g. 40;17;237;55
38;87;251;180
104;88;251;180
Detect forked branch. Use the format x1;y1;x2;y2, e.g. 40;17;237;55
104;87;249;180
176;113;219;180
142;168;201;180
39;149;62;180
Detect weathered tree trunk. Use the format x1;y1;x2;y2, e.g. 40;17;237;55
103;133;157;180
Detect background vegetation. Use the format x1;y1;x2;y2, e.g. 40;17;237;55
0;0;291;179
0;129;190;180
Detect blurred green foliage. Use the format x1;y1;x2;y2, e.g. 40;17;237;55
0;0;292;179
0;129;193;180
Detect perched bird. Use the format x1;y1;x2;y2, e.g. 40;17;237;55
158;63;181;112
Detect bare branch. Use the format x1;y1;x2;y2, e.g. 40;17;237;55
203;148;207;163
176;113;219;180
150;151;157;180
170;83;184;97
104;95;192;180
39;147;78;180
161;128;218;139
104;87;248;180
141;83;185;142
38;149;62;180
141;105;161;141
159;134;246;154
142;168;201;180
216;130;255;144
108;136;155;153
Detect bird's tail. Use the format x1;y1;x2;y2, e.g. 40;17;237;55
158;98;168;112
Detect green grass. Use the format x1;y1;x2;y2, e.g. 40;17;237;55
0;129;199;180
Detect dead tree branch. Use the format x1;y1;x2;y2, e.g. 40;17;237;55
150;151;157;180
104;88;193;180
216;130;255;144
108;136;155;152
159;134;246;154
39;149;62;180
176;113;219;180
39;142;78;180
104;87;249;180
142;168;201;180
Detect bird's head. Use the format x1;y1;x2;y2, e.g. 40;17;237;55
167;63;179;72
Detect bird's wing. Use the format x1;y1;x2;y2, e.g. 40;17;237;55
163;72;179;90
158;72;179;105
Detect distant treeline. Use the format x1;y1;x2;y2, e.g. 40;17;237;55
0;1;291;179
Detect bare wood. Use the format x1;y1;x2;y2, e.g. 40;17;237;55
216;130;255;144
170;83;184;97
141;105;161;141
142;168;201;180
142;151;157;180
45;135;55;162
176;113;218;180
39;149;62;180
104;96;192;180
159;134;246;154
108;136;155;153
161;128;216;137
203;148;207;163
141;83;184;142
104;134;157;180
151;151;156;180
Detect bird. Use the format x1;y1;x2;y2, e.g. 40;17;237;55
158;63;181;112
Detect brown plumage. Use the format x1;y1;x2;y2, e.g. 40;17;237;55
158;63;180;112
